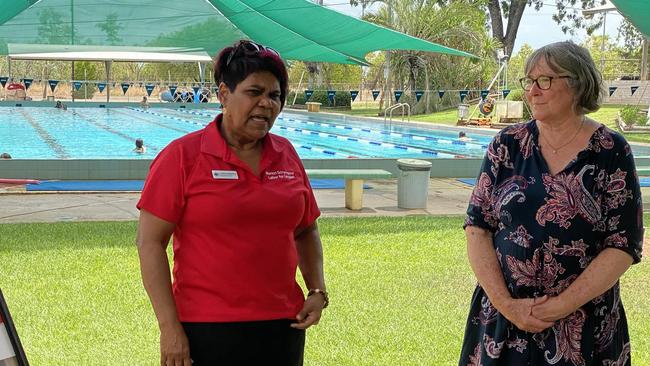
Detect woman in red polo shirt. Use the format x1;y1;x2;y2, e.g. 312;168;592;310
136;40;327;366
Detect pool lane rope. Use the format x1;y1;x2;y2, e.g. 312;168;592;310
176;108;487;155
132;108;352;158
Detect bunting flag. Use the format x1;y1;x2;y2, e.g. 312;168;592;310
631;86;639;95
608;86;617;97
0;77;7;88
394;90;403;103
121;83;130;94
459;90;469;103
73;82;82;91
438;90;445;99
145;84;155;97
372;90;380;100
192;86;201;95
502;89;511;99
22;79;33;90
169;85;177;96
0;314;16;360
97;83;106;93
480;89;489;100
415;91;424;102
304;89;313;102
327;90;336;104
350;90;359;102
48;80;59;92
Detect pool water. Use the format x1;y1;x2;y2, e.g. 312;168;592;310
0;106;509;160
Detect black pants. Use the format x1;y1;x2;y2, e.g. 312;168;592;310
182;319;305;366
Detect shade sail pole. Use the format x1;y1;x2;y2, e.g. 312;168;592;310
71;0;75;102
198;62;206;85
642;37;648;81
383;1;393;111
105;60;112;103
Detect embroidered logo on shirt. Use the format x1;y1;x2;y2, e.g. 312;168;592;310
265;170;295;181
212;170;239;180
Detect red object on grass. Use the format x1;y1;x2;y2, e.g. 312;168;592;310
0;178;40;185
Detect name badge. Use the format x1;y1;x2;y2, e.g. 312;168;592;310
212;170;239;180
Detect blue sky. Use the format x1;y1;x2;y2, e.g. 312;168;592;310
323;1;624;56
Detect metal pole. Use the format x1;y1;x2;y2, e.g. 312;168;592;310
641;37;648;81
71;0;75;102
600;12;607;74
71;62;75;102
198;62;206;85
105;60;111;103
292;70;305;106
383;1;392;111
84;68;87;100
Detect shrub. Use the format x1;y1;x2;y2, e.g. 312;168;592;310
620;105;647;127
287;90;351;108
72;61;98;100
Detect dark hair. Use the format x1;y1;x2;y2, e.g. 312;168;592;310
459;131;466;138
524;41;604;114
213;40;288;109
135;139;144;148
0;152;11;159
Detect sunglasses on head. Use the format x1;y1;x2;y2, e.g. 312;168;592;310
225;40;280;67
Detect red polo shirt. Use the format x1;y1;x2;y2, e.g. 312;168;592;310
137;114;320;322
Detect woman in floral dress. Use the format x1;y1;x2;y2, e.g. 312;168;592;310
459;41;643;366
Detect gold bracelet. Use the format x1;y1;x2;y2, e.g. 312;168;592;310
307;288;329;309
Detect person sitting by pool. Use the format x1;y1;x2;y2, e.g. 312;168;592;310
140;96;150;109
0;152;11;159
458;131;472;142
133;138;146;154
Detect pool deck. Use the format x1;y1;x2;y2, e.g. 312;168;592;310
3;179;650;224
0;178;474;223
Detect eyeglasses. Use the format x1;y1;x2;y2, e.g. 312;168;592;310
225;40;280;67
519;75;571;91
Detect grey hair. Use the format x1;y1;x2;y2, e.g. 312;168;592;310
524;41;604;114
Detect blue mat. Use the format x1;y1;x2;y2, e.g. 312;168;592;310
26;180;144;191
457;178;477;186
458;177;650;187
26;179;369;191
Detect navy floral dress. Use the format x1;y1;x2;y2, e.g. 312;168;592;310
459;121;644;366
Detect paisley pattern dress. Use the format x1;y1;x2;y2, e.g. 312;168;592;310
459;121;643;366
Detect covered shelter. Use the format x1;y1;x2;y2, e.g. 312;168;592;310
0;0;477;106
6;43;213;102
0;0;475;64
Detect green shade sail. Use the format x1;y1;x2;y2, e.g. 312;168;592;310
0;0;475;64
610;0;650;38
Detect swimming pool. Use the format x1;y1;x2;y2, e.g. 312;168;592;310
0;106;493;160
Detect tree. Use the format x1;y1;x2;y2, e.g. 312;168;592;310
507;43;534;89
363;0;497;113
37;8;77;44
72;61;99;99
96;13;123;45
429;0;628;63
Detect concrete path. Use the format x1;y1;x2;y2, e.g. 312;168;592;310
3;178;650;224
0;179;473;223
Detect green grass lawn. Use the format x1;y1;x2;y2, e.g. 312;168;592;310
0;217;648;365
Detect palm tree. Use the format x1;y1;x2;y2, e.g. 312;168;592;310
363;0;496;113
